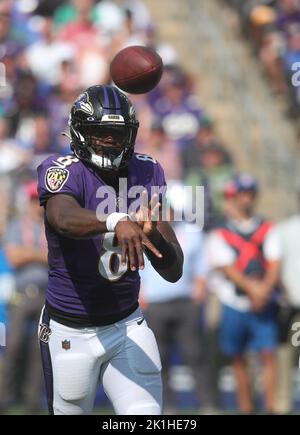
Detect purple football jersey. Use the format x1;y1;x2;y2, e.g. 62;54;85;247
37;153;167;325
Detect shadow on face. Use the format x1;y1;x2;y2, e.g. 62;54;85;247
234;190;257;216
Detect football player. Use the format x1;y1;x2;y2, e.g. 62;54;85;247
37;85;183;415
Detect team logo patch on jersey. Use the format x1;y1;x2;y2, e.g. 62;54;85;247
45;167;69;192
62;340;71;351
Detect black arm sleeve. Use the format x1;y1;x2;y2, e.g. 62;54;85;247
144;231;177;270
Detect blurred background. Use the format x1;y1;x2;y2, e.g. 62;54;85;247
0;0;300;415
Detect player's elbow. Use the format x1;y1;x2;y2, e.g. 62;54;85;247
168;265;183;283
46;195;83;237
169;249;184;282
54;214;77;237
55;220;70;236
176;264;183;282
163;257;183;283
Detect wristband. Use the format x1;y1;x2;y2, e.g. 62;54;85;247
106;212;130;232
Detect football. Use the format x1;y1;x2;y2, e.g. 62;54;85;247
110;45;163;94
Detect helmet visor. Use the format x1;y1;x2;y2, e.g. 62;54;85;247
80;124;129;148
77;123;135;170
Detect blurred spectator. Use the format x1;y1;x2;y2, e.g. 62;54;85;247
282;24;300;70
58;0;100;46
277;0;300;34
29;115;56;171
116;12;178;66
33;0;64;18
0;181;47;414
123;0;152;32
7;70;49;147
183;117;232;172
183;122;234;229
140;219;215;414
116;7;178;68
117;8;147;48
8;1;40;45
274;201;300;414
228;0;300;114
25;16;75;86
207;174;281;414
0;117;30;174
0;177;11;242
260;27;288;94
53;0;98;29
0;243;15;328
150;66;204;150
0;0;26;85
145;24;178;67
57;0;109;87
0;247;15;385
129;93;154;147
222;178;242;220
46;61;81;154
94;1;125;37
137;118;183;182
277;201;300;317
282;25;300;114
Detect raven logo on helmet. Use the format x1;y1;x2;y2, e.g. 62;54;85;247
75;92;94;116
69;85;139;171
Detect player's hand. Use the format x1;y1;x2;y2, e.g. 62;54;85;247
115;218;162;272
131;190;161;237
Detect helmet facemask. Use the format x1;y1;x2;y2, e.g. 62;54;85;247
70;121;138;171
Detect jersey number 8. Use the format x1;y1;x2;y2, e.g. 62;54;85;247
98;233;128;281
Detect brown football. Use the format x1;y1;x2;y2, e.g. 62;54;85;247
110;46;163;94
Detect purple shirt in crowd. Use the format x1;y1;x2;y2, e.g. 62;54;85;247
277;11;300;36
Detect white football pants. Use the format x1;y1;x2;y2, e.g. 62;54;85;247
39;306;162;415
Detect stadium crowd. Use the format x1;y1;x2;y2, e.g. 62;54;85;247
0;0;299;415
225;0;300;117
